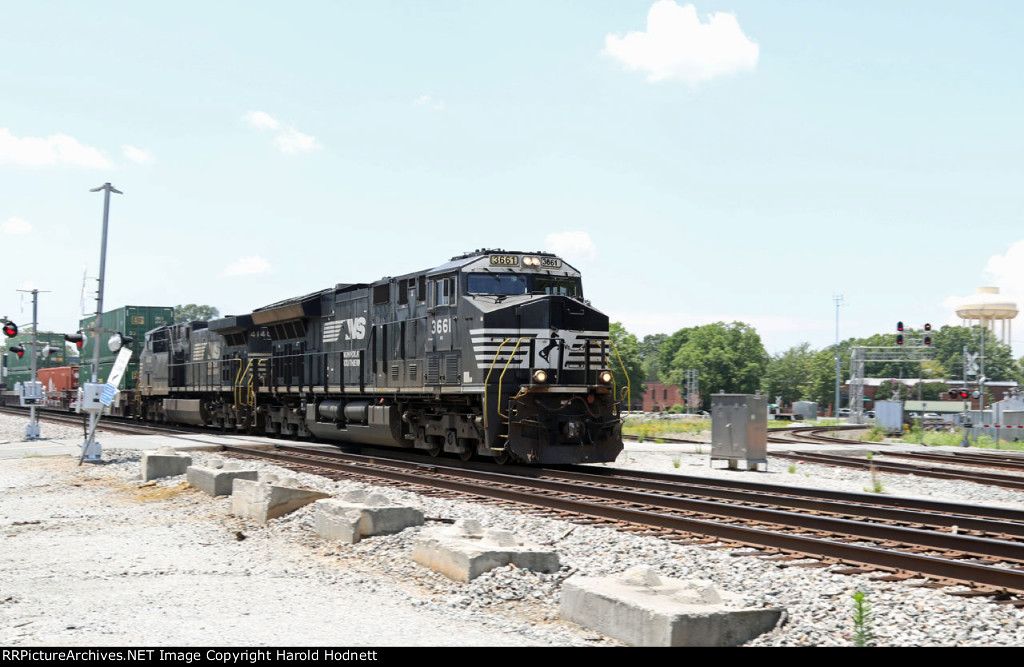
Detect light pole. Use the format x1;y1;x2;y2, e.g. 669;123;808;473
80;183;122;464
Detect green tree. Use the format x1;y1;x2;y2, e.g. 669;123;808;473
760;343;815;407
609;322;646;408
639;333;667;382
931;325;1016;381
665;322;768;411
173;304;220;324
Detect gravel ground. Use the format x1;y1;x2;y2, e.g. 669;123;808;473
2;414;1024;647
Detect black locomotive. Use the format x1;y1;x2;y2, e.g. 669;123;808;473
138;250;625;464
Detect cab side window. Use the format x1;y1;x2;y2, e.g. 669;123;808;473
433;276;456;307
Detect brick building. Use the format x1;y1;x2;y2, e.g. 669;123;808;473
640;382;686;412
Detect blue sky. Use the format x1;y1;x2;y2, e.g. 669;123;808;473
2;1;1022;356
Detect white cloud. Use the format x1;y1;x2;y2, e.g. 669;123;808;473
545;231;598;261
604;1;759;86
243;111;320;155
0;128;112;168
222;256;271;277
942;239;1024;327
275;128;321;155
122;145;156;165
3;217;32;235
984;239;1024;303
414;94;445;111
242;110;281;131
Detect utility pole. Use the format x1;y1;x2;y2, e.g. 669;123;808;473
81;183;122;464
833;295;844;419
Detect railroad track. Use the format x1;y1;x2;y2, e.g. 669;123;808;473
772;451;1024;492
221;443;1024;604
0;403;194;440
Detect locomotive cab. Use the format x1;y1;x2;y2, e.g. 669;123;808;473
449;250;624;464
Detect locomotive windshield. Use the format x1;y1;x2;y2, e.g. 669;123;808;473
466;273;528;295
466;273;582;298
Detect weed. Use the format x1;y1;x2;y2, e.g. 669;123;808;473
671;454;681;468
851;590;875;647
788;464;797;474
864;460;885;494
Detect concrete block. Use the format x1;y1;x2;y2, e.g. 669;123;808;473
560;566;784;647
313;490;424;543
186;458;259;496
230;474;330;524
412;519;560;582
141;447;192;482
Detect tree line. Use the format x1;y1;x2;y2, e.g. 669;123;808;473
610;322;1024;412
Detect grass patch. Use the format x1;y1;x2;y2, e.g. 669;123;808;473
860;426;886;442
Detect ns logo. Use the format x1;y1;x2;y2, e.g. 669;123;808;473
342;317;367;340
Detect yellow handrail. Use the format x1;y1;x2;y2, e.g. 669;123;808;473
482;338;513;430
496;337;530;419
606;338;631;413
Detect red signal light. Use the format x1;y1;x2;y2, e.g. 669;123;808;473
2;322;17;338
896;334;904;345
924;336;931;345
9;344;25;357
65;332;85;350
897;321;904;332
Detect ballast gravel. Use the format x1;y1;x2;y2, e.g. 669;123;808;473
1;415;1023;647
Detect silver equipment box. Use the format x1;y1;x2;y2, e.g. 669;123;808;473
711;394;768;470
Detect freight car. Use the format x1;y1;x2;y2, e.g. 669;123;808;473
137;249;627;464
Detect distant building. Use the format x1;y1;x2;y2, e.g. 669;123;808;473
641;382;685;412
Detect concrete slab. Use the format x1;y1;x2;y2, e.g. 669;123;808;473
560;566;784;647
186;458;259;496
313;491;424;544
412;519;560;582
230;475;330;524
141;447;192;482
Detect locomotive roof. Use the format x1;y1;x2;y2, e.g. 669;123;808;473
424;249;579;277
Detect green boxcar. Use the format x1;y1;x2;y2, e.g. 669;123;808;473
78;306;173;366
78;359;141;392
3;331;70;386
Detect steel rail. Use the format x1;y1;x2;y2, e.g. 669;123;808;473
565;463;1024;523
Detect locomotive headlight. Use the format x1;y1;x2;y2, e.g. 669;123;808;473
533;369;548;384
524;256;540;267
598;370;613;385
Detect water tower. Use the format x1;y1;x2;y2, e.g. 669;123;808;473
955;286;1018;345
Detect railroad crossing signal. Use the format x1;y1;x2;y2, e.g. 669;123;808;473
9;344;25;357
2;319;17;338
924;323;931;331
948;389;970;399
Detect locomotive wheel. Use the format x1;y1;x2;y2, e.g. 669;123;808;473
492;449;511;465
458;440;475;462
426;440;443;457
